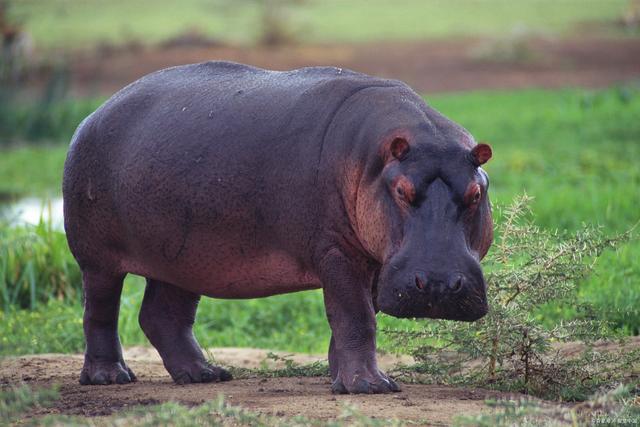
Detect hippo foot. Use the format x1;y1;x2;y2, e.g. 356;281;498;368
168;360;233;385
79;360;137;385
331;370;400;394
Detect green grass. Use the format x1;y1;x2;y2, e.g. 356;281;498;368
1;274;371;355
0;84;638;356
433;86;640;231
0;146;68;197
9;0;630;49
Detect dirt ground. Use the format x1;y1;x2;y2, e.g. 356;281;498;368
1;347;520;425
4;339;639;424
63;36;640;96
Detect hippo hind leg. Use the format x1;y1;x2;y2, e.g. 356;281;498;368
139;279;232;384
80;269;136;385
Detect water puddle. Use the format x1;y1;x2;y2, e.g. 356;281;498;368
1;197;65;229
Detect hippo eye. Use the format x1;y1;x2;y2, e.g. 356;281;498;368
472;189;481;204
393;177;415;205
465;183;482;207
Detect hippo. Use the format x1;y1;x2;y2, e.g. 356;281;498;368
63;61;493;394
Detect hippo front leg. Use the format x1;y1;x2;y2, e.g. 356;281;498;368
319;249;400;394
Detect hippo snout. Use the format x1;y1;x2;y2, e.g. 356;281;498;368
414;270;468;295
377;267;489;321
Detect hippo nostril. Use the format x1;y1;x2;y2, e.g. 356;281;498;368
449;275;464;293
415;271;427;291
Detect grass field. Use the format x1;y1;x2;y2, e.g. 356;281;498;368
10;0;631;49
1;84;639;356
0;146;68;197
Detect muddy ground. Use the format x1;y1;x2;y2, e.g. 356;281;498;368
1;348;519;425
63;36;640;97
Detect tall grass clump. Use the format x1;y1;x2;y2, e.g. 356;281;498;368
0;214;81;311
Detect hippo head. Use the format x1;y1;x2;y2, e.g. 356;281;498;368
353;119;493;322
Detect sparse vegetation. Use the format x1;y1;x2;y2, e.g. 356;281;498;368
222;351;329;379
455;383;640;426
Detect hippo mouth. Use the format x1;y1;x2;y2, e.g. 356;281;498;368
375;271;489;321
378;290;488;321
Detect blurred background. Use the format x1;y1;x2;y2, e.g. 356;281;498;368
1;0;639;355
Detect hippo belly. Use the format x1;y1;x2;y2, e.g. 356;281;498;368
121;245;322;299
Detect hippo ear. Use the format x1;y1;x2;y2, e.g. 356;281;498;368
470;143;492;166
390;137;410;161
